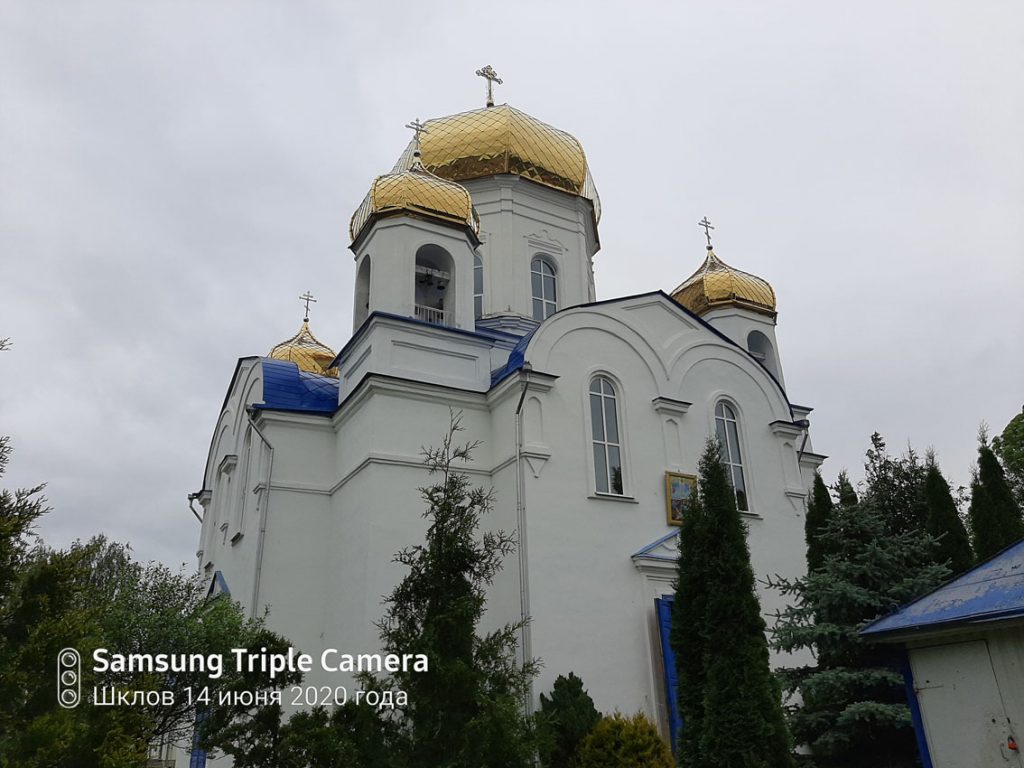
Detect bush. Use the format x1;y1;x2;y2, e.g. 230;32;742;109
574;713;673;768
536;673;602;768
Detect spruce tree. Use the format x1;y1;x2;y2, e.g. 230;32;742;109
923;461;973;574
771;500;948;767
672;440;793;768
969;443;1024;561
835;471;858;507
863;433;927;535
805;472;834;573
535;673;602;768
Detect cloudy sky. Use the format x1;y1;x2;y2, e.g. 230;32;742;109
2;1;1021;567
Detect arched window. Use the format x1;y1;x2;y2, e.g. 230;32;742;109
715;402;748;511
531;257;557;321
414;244;453;326
747;330;778;378
474;254;484;319
590;376;624;495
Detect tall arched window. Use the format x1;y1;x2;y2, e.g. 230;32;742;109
531;257;557;321
715;402;748;511
590;376;623;495
474;254;484;319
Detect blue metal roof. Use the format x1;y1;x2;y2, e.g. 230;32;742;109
253;358;338;415
862;537;1024;638
490;328;537;385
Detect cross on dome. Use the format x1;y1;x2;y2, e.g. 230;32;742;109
475;65;503;107
299;291;317;321
698;216;715;248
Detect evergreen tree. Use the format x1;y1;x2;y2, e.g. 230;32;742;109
368;414;537;768
672;440;793;768
993;407;1024;507
535;673;602;768
863;433;927;535
771;500;948;767
922;460;973;574
805;472;834;573
835;471;858;507
969;443;1024;561
575;713;674;768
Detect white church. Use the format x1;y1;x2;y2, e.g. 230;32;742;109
193;71;824;751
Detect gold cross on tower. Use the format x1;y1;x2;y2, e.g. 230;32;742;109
475;65;503;108
299;291;317;322
698;216;715;248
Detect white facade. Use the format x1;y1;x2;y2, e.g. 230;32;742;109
194;105;823;744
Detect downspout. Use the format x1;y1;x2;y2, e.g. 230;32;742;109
513;363;533;714
187;493;203;523
246;408;275;620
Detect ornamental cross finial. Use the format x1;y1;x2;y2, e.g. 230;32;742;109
475;65;503;108
405;118;428;155
698;216;715;248
299;291;317;322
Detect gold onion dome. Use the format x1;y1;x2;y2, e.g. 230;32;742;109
268;320;339;378
671;248;777;318
391;104;601;222
349;163;479;243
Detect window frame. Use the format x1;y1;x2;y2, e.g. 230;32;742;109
589;375;625;496
530;256;558;321
473;254;484;319
714;400;749;512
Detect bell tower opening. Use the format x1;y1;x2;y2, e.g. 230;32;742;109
414;244;454;326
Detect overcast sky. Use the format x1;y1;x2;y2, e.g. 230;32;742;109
2;1;1022;567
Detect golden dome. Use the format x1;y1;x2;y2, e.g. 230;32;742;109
349;165;479;243
268;321;339;378
392;104;601;221
671;248;777;318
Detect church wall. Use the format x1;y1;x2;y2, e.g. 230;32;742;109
463;176;597;320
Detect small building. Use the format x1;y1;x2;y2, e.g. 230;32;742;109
861;538;1024;768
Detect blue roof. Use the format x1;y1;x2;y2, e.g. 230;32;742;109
253;358;338;415
862;537;1024;638
490;328;536;385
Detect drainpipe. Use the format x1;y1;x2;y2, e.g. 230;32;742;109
187;493;203;523
246;409;275;619
513;363;533;714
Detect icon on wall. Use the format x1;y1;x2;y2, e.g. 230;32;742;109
665;472;697;527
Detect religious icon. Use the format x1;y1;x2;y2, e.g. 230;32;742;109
665;472;697;526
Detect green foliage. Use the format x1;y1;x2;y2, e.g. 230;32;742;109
574;713;673;768
771;497;949;767
923;462;973;574
370;415;537;768
863;433;927;535
536;672;602;768
994;408;1024;506
969;443;1024;562
805;473;834;573
672;440;794;768
834;471;858;508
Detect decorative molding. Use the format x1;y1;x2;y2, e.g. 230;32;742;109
769;420;805;439
525;229;566;254
218;454;238;476
523;446;552;478
652;397;692;418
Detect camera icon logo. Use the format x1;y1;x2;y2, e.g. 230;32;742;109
57;648;81;709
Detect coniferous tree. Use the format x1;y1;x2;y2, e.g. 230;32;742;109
368;414;537;768
835;471;858;507
923;460;973;574
672;440;793;768
863;433;927;535
805;472;834;573
771;499;948;767
575;713;674;768
535;673;602;768
969;443;1024;561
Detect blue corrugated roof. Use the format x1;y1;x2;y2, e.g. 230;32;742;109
862;537;1024;637
253;358;338;415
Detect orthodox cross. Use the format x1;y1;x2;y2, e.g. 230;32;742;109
299;291;317;322
475;65;503;107
405;118;428;154
698;216;715;248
